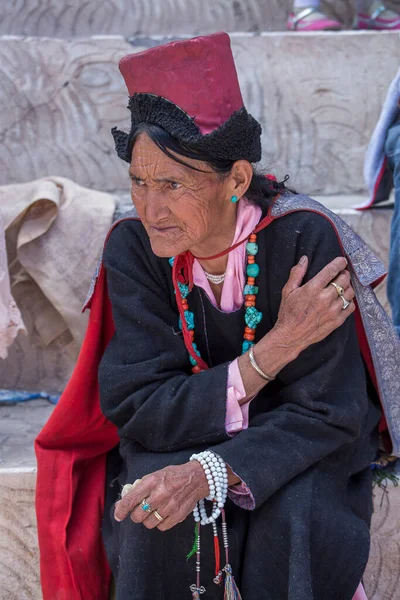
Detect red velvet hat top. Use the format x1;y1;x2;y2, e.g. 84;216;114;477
119;32;244;135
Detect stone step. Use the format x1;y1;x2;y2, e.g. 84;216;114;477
0;398;399;600
0;32;399;197
1;0;400;36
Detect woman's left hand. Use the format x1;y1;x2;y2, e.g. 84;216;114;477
114;461;209;531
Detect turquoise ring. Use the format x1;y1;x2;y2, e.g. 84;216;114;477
141;499;152;513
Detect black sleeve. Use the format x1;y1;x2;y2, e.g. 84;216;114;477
98;220;231;451
211;212;370;509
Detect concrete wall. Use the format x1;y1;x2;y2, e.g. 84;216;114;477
1;32;399;197
1;0;400;36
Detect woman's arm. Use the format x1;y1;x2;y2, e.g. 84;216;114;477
209;214;370;509
99;220;232;451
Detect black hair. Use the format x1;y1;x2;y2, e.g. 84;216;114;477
128;122;289;210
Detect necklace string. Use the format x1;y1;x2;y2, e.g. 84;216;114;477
171;210;276;371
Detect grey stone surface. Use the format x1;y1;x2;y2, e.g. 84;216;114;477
0;400;53;469
1;0;400;36
0;32;399;196
0;468;41;600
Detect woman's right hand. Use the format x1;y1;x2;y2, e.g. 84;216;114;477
273;255;355;357
238;255;356;400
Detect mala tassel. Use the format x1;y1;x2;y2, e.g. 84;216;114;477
221;509;242;600
223;564;242;600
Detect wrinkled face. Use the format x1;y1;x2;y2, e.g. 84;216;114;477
129;134;234;257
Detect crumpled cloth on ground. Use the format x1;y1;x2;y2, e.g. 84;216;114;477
0;211;25;358
0;177;115;385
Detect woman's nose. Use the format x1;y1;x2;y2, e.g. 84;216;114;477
143;190;170;223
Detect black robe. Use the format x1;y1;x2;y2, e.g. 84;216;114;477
98;209;381;600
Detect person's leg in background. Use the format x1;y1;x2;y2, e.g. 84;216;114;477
288;0;342;30
384;118;400;336
355;0;400;29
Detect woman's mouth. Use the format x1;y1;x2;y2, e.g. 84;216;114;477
150;225;179;234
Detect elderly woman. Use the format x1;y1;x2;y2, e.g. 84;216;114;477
36;33;400;600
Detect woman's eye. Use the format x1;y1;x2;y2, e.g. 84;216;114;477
169;181;182;190
132;177;145;186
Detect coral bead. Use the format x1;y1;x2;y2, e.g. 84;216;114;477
245;326;256;334
189;330;195;339
244;333;255;341
245;300;256;308
249;234;257;242
247;277;255;285
245;295;256;301
247;256;255;264
192;365;202;374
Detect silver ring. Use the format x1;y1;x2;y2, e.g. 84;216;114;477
153;510;165;522
141;499;152;513
341;296;350;310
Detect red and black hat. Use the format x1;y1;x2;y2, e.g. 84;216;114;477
112;32;262;163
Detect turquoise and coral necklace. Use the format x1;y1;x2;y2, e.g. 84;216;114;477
169;231;263;371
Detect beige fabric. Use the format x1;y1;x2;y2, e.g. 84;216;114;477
0;211;25;358
0;176;115;362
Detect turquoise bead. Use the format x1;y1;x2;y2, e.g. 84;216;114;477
178;310;194;331
178;282;189;298
184;310;195;330
244;284;259;296
246;242;259;256
189;342;201;366
242;340;255;354
169;257;175;267
245;306;263;329
246;263;260;278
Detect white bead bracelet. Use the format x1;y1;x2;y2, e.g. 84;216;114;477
190;451;228;525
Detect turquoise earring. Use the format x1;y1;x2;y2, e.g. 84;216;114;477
231;195;239;203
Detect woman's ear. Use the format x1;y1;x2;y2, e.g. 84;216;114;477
229;160;253;199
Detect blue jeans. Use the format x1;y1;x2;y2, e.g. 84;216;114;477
384;119;400;336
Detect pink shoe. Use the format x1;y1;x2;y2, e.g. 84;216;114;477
355;4;400;30
288;7;342;31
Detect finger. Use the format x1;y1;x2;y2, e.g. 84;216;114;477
331;270;351;292
129;497;155;524
283;256;308;295
327;273;351;302
335;295;355;315
142;508;168;530
345;286;355;301
114;477;154;522
310;257;348;290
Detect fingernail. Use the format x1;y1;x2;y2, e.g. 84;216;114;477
300;255;307;265
114;515;122;522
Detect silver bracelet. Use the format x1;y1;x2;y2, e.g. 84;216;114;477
248;345;275;382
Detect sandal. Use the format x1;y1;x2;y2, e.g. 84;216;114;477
287;7;342;31
355;4;400;30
